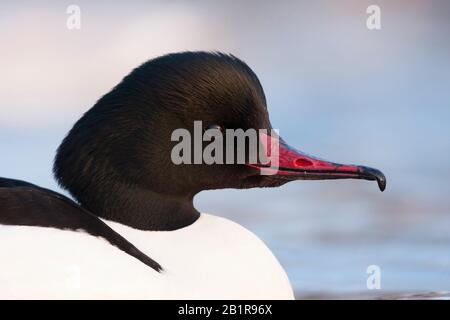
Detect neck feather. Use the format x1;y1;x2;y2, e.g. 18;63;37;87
77;183;200;231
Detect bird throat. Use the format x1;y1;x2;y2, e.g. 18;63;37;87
80;185;200;231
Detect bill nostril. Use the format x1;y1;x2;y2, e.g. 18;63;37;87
294;158;313;167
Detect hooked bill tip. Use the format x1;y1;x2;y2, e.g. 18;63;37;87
377;175;386;192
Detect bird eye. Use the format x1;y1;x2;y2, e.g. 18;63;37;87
206;124;222;131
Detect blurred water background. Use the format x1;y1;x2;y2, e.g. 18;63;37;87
1;0;449;298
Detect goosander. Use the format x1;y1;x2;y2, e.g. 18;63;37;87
0;52;385;299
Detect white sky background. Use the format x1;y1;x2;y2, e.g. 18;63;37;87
0;1;232;128
2;0;442;129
